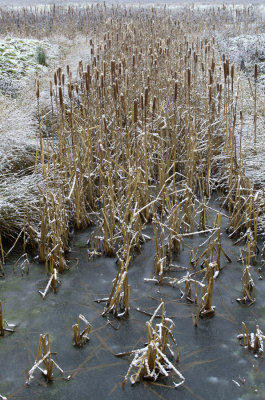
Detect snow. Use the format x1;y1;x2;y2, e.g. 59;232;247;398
0;37;57;96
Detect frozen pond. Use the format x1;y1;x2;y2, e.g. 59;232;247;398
1;200;265;400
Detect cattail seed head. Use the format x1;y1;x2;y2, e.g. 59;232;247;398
187;68;191;88
111;60;115;76
144;87;149;108
174;80;178;102
84;72;89;91
59;86;63;107
120;93;126;113
209;69;213;85
57;67;62;86
49;80;53;98
67;83;72;99
36;79;40;99
133;100;138;124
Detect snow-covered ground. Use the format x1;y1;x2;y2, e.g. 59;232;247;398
0;37;55;96
218;33;265;90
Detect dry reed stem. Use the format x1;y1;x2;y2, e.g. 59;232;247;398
0;302;15;336
72;315;91;347
237;322;265;356
26;333;70;385
121;301;185;387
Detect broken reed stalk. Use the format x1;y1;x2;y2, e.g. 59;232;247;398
72;315;91;347
120;301;185;388
38;268;60;299
237;322;265;356
102;255;131;317
236;250;255;304
26;333;70;385
194;261;215;326
0;302;15;336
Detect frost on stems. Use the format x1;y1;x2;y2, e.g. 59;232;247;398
0;301;15;336
237;322;265;357
25;333;70;385
236;249;255;304
72;314;91;348
121;301;185;388
38;268;60;299
101;256;131;318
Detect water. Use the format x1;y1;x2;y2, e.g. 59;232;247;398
0;198;265;400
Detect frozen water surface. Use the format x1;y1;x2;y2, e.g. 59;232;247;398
0;202;265;400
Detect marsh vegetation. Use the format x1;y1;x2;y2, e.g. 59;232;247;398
0;2;265;399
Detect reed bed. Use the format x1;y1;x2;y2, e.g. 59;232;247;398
17;5;263;321
1;3;265;391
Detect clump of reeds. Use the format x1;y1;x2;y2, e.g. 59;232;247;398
196;213;231;277
237;322;265;356
0;302;15;336
119;301;185;387
175;271;206;304
26;333;70;385
194;261;216;326
99;256;131;318
13;253;30;276
236;251;255;304
72;315;91;348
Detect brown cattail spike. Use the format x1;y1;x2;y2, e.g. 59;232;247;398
59;86;63;107
174;80;178;102
36;80;40;99
144;87;149;108
49;81;53;97
133;99;138;124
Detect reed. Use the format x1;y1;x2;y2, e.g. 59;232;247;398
26;333;70;385
38;268;60;299
237;322;265;356
72;315;91;348
0;302;15;336
101;255;131;318
119;301;185;387
236;251;255;304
